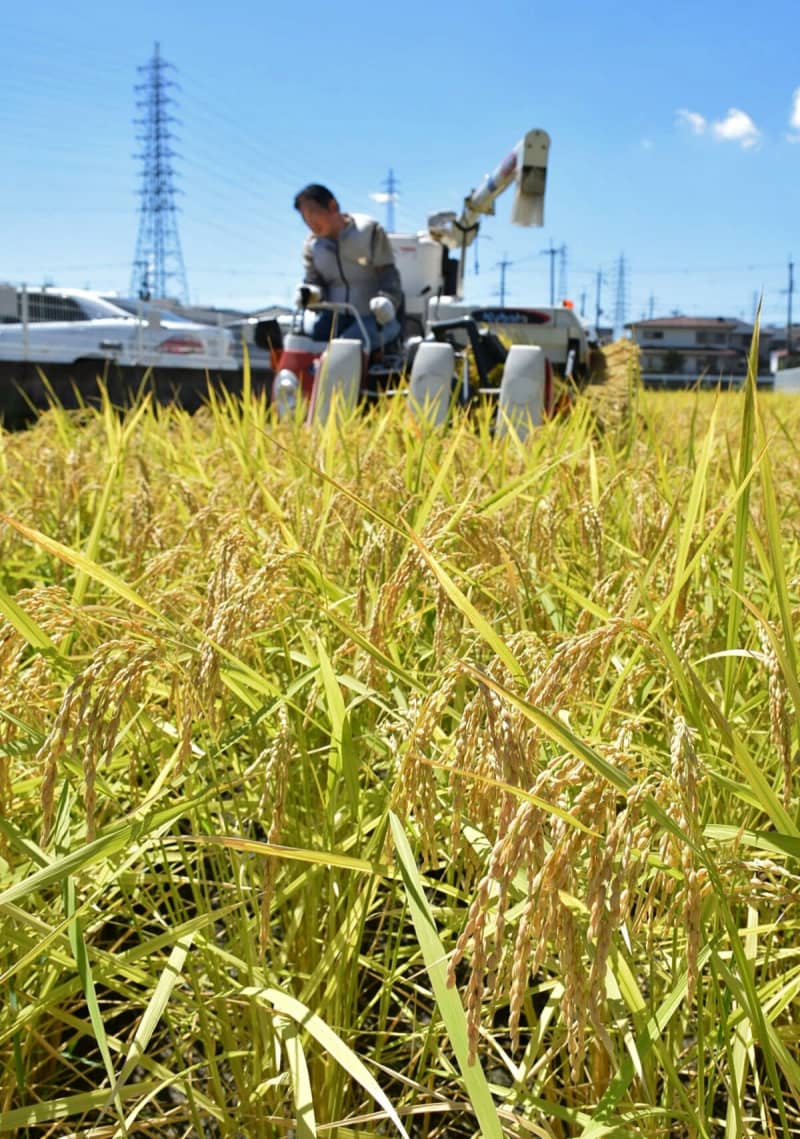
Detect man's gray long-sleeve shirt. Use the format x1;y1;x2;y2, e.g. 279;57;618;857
302;212;404;317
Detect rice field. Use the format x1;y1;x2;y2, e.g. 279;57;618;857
1;345;799;1138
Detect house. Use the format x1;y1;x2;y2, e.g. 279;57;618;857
763;323;800;375
625;316;772;388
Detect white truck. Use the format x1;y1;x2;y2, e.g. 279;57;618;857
0;285;236;372
0;285;254;427
387;130;593;378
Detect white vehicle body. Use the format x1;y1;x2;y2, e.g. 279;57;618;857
0;285;237;371
388;232;591;375
424;296;591;376
774;351;800;389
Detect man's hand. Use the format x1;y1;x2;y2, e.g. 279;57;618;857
294;283;322;309
369;296;396;327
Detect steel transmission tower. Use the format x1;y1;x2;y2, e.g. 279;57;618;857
130;43;189;302
370;169;400;232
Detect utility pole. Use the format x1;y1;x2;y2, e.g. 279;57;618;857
557;244;568;302
473;232;490;275
594;268;605;334
541;240;559;305
648;293;655;320
496;255;512;306
613;253;628;339
788;255;794;354
130;43;189;302
579;290;587;318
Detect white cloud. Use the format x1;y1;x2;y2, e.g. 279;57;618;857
791;88;800;128
676;105;761;148
676;108;707;135
710;107;761;148
789;87;800;142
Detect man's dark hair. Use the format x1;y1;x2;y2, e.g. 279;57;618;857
294;184;337;211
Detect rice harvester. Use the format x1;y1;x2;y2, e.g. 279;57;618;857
254;128;565;435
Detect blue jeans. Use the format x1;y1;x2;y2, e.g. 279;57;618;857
305;309;402;352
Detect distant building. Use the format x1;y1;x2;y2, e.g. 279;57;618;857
625;316;772;387
763;323;800;374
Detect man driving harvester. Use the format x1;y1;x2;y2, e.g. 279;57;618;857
293;184;404;352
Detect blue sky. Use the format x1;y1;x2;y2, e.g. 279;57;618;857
2;0;797;329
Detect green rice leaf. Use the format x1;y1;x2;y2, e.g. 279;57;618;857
71;397;152;610
0;796;195;909
275;1015;317;1139
313;634;359;809
704;824;800;858
0;1082;161;1133
245;985;410;1139
585;945;714;1131
668;399;716;622
390;811;504;1139
724;320;759;706
1;514;167;621
107;932;196;1102
177;833;385;874
0;582;68;671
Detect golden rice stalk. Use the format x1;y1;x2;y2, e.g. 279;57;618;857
258;706;293;950
582;338;641;433
391;665;463;867
38;637;160;843
758;624;793;810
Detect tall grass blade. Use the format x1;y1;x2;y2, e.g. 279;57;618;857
724;315;759;708
70;397;151;609
750;369;800;717
1;515;166;621
276;1015;317;1139
390;812;504;1139
725;905;758;1138
244;986;410;1138
106;931;196;1102
0;582;66;667
313;634;359;810
0;1082;160;1134
669;399;717;621
54;784;125;1132
586;948;715;1136
0;797;194;911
